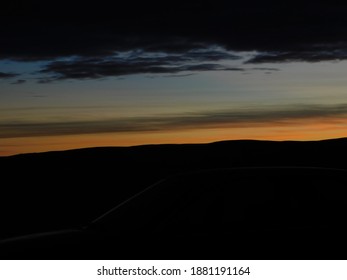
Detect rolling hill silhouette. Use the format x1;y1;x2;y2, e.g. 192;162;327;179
1;137;347;259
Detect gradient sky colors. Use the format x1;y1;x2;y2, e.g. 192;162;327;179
1;1;347;156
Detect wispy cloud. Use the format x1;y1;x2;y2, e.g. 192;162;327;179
0;72;18;79
38;48;242;81
246;49;347;64
11;79;26;84
1;103;347;138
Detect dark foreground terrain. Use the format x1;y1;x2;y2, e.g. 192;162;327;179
1;138;347;259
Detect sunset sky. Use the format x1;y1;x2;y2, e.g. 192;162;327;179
2;1;347;156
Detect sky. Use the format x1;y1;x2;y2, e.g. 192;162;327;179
2;0;347;156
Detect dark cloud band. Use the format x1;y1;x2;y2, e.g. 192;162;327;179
0;72;18;79
2;1;347;65
38;49;242;81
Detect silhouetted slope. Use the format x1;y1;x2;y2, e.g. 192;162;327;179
1;137;347;239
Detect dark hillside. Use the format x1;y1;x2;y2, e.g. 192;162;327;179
1;138;347;239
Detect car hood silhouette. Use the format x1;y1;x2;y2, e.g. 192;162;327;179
1;166;347;259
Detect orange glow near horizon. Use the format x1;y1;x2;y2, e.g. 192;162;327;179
1;118;347;156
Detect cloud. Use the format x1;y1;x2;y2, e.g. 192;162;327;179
38;49;242;81
2;1;347;65
250;67;280;71
0;72;18;79
161;73;196;78
246;50;347;64
11;79;26;85
1;103;347;138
